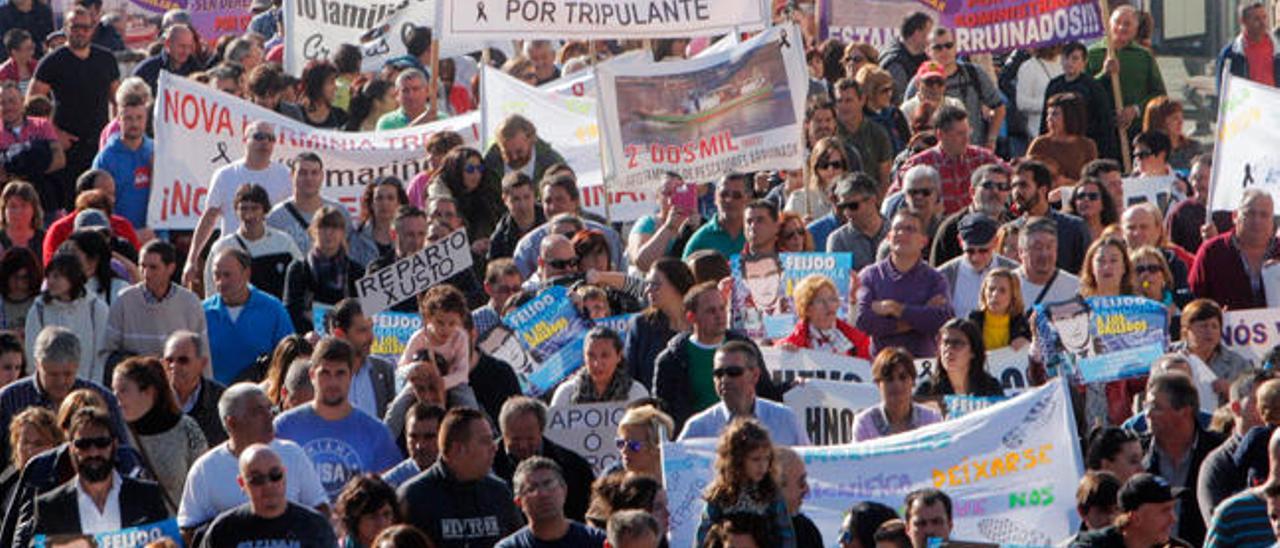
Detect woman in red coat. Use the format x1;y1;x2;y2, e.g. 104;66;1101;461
776;274;870;359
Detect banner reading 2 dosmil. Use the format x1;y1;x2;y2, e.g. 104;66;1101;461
596;24;808;193
664;380;1083;547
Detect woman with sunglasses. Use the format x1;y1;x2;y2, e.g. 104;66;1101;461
840;42;878;82
857;66;909;155
1027;92;1098;186
427;147;503;257
776;212;814;252
1064;177;1118;242
855;346;940;440
785;137;859;221
613;403;675;480
1130;246;1185;336
552;327;648;406
915;318;1004;400
111;356;208;511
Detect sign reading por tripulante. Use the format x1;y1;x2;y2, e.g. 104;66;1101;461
356;228;473;315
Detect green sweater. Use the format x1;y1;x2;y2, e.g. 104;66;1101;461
1086;40;1166;111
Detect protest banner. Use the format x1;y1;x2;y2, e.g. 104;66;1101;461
819;0;1104;55
150;72;480;229
1121;175;1184;214
478;324;539;394
596;24;808;193
56;0;251;47
354;228;473;315
1211;72;1280;211
545;401;629;474
945;395;1010;419
1220;307;1277;364
1033;296;1167;384
34;518;182;548
312;305;423;363
502;286;592;396
915;347;1031;393
664;380;1083;547
440;0;769;40
782;379;881;445
762;347;874;385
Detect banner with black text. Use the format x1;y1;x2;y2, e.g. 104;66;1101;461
440;0;769;40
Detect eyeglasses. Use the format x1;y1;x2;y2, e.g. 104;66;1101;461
163;355;192;365
546;257;579;270
615;438;646;452
464;164;484;174
251;131;275;142
72;436;112;450
978;180;1011;192
518;477;562;496
712;366;746;378
942;337;969;348
906;188;934;197
718;189;746;199
931;42;955;51
1133;149;1153;159
817;161;846;171
246;468;285;487
837;200;861;211
844;55;865;64
1134;264;1163;275
1075;191;1101;202
964;246;993;255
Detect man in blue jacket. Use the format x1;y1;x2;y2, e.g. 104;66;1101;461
203;247;293;384
1217;2;1280;91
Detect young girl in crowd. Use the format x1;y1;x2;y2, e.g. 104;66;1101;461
696;418;796;548
24;252;108;384
967;268;1031;351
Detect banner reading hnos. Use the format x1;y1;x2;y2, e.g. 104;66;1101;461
663;380;1083;547
150;72;480;229
596;24;808;191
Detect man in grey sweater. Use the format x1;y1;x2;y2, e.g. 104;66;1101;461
104;240;209;362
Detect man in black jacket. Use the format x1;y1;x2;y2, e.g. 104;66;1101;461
652;282;780;431
1140;373;1224;546
493;396;594;523
164;331;227;446
18;407;169;544
399;407;524;548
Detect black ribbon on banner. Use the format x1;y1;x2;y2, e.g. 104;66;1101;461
476;1;488;21
210;142;231;164
779;29;791;49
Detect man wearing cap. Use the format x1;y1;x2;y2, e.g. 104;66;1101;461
1070;473;1192;547
931;163;1012;267
900;61;965;126
937;212;1018;319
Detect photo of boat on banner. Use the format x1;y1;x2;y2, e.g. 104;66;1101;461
614;40;795;145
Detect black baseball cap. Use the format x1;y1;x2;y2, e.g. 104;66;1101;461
1119;473;1183;512
957;213;998;247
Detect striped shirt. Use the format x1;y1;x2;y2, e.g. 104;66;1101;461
1205;490;1273;548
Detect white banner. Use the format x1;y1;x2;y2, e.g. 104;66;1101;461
1220;307;1276;364
282;0;492;75
544;401;628;475
150;72;480;229
439;0;769;40
663;380;1083;548
1211;73;1280;212
761;347;875;385
1121;175;1184;215
597;24;807;190
355;228;473;315
914;347;1031;395
783;380;881;446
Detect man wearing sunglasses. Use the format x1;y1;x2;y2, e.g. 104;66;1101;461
828;173;888;271
683;173;750;260
163;330;226;446
17;408;169;545
183;120;292;290
525;234;579;291
201;443;337;548
937;213;1017;319
930;163;1012;266
679;341;808;445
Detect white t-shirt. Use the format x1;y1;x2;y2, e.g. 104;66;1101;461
177;438;329;528
205;160;292;235
1017;268;1081;312
951;260;987;319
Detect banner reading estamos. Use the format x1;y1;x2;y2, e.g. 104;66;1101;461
150;71;480;229
819;0;1104;55
663;380;1083;548
597;24;808;193
440;0;769;40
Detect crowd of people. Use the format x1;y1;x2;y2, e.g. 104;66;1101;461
0;0;1273;546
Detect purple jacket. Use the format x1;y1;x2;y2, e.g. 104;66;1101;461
855;258;953;358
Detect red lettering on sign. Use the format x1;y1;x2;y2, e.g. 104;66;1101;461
160;180;207;222
163;90;236;137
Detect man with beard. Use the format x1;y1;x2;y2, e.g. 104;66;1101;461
28;6;118;214
328;299;396;420
930;163;1011;266
17;407;168;544
1006;159;1090;274
90;90;152;233
273;337;400;497
482;114;565;191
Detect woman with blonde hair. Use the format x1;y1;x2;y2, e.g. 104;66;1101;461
614;403;675;479
856;65;909;153
967;268;1031;351
1;407;61;505
785;137;861;221
776;274;870;358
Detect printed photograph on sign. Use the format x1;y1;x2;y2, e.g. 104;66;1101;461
731;254;791;340
615;41;793;147
1034;295;1167;384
